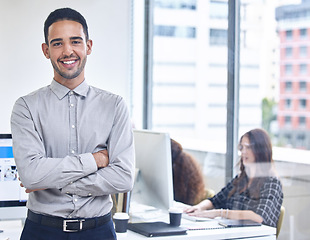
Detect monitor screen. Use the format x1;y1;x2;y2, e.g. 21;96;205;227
0;134;28;220
130;130;174;212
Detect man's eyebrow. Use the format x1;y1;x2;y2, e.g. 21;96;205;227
49;37;84;45
70;36;84;41
49;38;63;45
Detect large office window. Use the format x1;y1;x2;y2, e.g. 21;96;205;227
132;1;310;239
149;0;229;146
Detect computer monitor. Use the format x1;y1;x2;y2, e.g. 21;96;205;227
0;134;28;220
131;129;174;211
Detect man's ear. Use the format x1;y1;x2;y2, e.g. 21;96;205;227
41;43;50;59
86;39;93;55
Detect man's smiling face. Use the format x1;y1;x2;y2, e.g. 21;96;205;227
42;20;92;88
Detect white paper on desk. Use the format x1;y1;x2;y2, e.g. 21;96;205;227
182;213;212;222
183;220;224;230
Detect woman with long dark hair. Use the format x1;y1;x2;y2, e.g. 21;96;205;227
184;128;283;228
171;139;206;205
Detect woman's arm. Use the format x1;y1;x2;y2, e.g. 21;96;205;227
185;208;263;224
184;199;214;213
224;209;263;223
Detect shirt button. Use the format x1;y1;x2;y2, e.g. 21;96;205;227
66;192;70;194
88;193;92;196
74;199;78;202
72;125;75;128
70;91;74;95
70;104;74;107
71;150;75;154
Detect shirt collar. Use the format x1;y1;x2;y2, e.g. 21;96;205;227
50;79;89;99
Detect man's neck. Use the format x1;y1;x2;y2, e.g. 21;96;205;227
54;77;84;90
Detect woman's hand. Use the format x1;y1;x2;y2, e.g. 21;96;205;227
187;209;221;219
184;199;214;214
183;205;202;214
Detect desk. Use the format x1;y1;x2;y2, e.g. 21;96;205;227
117;224;275;240
118;226;275;239
0;218;276;240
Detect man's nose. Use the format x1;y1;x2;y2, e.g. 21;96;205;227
62;43;73;56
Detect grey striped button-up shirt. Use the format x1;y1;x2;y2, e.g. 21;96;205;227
11;80;135;218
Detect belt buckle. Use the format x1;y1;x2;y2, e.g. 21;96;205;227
63;219;85;232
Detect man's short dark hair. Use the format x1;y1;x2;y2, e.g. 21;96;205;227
44;8;89;45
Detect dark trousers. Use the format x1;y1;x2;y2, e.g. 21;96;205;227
20;218;117;240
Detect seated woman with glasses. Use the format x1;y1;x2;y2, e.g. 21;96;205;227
184;128;283;228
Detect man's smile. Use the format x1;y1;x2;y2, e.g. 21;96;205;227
59;58;79;68
63;60;76;65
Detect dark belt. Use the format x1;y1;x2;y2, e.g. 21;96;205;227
27;210;111;232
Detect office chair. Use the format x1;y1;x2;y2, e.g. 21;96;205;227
112;192;131;215
276;205;285;238
205;188;215;199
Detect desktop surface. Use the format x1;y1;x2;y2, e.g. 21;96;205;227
118;218;276;240
127;202;275;240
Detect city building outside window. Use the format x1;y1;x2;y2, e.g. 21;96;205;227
286;29;293;40
285;99;292;109
299;63;307;75
285;64;293;75
299;81;307;92
285;46;293;57
299;98;307;109
299;45;307;57
300;28;307;39
299;116;306;127
285;81;292;91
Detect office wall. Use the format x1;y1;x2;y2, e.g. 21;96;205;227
0;0;131;133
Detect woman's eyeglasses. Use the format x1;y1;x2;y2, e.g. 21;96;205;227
238;143;253;152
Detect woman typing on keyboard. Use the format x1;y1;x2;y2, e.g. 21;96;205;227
184;128;283;228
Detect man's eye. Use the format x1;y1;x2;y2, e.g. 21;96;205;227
72;41;81;44
53;42;61;47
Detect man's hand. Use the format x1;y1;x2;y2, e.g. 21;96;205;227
92;149;109;168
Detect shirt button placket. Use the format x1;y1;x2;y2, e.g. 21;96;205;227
69;91;78;156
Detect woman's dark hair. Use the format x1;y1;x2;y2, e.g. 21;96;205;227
44;8;89;45
171;139;206;205
228;128;274;199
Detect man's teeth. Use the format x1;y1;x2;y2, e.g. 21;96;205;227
63;60;75;64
